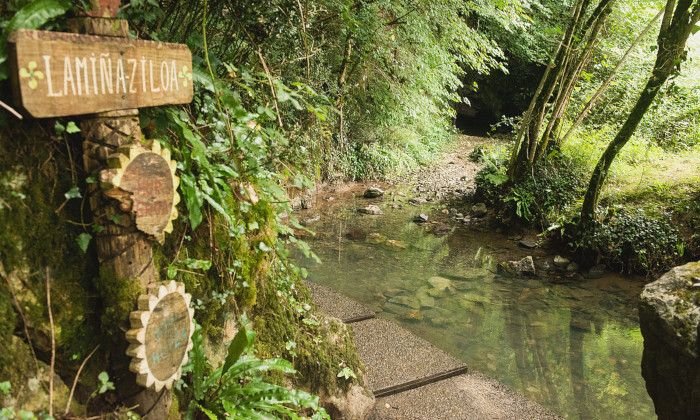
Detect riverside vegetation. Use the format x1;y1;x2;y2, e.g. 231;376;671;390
0;0;699;418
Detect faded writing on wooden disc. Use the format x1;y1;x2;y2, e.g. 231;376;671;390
126;281;194;391
100;140;179;243
145;291;191;381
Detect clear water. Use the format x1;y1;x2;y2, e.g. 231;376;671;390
294;191;656;419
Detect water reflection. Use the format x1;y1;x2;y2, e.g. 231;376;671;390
294;198;655;419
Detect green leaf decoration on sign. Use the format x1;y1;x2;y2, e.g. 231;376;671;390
18;60;44;90
178;65;193;87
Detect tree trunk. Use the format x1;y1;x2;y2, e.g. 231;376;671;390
579;0;700;228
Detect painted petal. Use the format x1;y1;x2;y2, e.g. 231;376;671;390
28;79;38;90
28;61;37;70
34;71;44;80
19;68;30;78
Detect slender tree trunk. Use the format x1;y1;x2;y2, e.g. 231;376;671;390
579;0;700;228
560;8;664;144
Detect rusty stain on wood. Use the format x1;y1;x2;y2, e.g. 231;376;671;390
9;29;193;118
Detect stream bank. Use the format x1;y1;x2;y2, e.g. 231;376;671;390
292;135;656;419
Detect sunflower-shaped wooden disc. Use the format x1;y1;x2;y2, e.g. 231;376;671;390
126;281;194;391
100;140;179;243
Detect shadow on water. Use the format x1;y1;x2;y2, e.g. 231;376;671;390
293;191;655;419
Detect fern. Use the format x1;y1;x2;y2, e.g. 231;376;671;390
186;315;328;419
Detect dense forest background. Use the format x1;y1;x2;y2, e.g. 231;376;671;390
0;0;699;417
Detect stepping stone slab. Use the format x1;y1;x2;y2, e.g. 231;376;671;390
370;372;560;420
351;318;466;395
305;281;375;323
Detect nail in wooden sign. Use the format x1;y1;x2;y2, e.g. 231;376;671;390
8;29;193;118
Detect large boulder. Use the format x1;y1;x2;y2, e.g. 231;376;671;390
639;262;700;419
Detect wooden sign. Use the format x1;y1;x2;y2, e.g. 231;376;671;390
8;29;193;118
126;281;194;391
100;140;180;243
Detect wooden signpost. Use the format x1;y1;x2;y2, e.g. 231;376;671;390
7;3;194;416
9;29;193;117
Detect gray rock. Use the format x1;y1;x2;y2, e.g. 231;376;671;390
413;214;429;223
408;197;427;206
471;203;488;217
585;264;607;279
363;187;384;198
498;256;536;277
518;239;538;249
639;262;700;419
553;255;570;268
357;205;383;215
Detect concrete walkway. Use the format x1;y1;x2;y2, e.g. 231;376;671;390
308;282;559;419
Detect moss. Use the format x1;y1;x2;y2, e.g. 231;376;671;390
0;122;100;398
253;272;362;395
96;266;142;342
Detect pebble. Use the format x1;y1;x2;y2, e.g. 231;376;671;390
358;205;383;215
414;214;429;223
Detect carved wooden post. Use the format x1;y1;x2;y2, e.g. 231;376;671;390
74;3;169;417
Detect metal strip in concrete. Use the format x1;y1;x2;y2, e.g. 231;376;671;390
351;318;467;394
370;372;560;420
305;281;375;323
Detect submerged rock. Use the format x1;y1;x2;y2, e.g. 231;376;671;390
357;205;383;215
385;239;407;249
389;295;421;310
585;263;607;279
518;239;538;249
428;276;454;292
471;203;488;217
408;197;427;206
498;256;536;277
553;255;570;268
639;262;700;419
363;187;384;198
366;232;387;244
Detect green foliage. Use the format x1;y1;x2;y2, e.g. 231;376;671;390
0;0;71;80
95;371;115;395
575;208;684;274
185;318;328;419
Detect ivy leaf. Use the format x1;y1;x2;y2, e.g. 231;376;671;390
337;367;357;380
167;265;177;279
97;371;115;394
64;186;81;199
76;232;92;253
66;121;80;133
54;121;65;134
0;381;10;395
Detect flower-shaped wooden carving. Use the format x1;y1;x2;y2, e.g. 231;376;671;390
100;140;179;243
126;281;194;391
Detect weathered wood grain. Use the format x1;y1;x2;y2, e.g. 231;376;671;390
9;29;193;118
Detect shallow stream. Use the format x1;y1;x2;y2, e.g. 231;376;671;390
294;188;655;419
